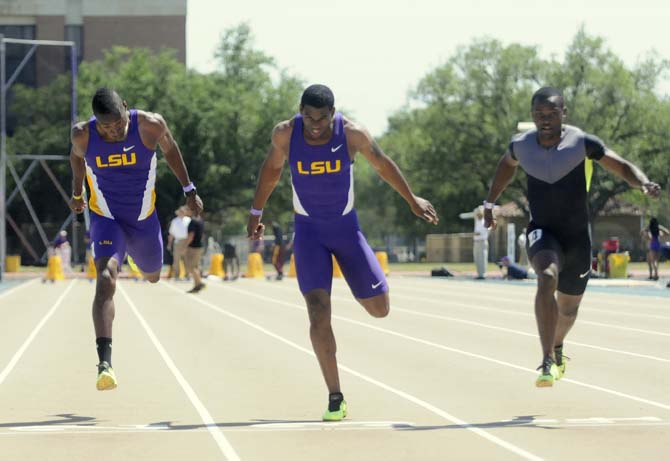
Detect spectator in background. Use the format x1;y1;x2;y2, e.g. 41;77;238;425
167;206;191;280
473;207;489;279
250;235;264;255
185;207;206;293
499;255;535;280
52;230;72;273
272;221;287;280
80;229;92;272
641;217;669;281
223;242;240;281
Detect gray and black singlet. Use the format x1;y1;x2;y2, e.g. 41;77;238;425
509;125;606;295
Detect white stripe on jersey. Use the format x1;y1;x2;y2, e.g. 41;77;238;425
85;163;114;219
138;153;157;220
342;163;354;215
292;183;309;216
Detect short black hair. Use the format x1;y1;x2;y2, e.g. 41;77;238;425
92;87;124;117
531;87;564;108
300;84;334;109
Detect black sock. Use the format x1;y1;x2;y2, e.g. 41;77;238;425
328;392;344;412
96;337;112;366
554;344;563;365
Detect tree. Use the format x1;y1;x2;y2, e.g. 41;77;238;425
374;29;670;238
6;24;303;258
376;39;547;237
549;28;670;222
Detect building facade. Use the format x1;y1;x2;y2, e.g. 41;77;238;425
0;0;186;86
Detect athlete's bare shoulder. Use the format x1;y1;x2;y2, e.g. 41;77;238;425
137;110;167;130
342;116;373;151
137;110;167;148
70;121;89;156
271;118;294;149
71;121;89;140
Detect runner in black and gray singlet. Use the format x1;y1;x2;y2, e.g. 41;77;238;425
510;124;605;297
511;125;605;236
484;87;660;388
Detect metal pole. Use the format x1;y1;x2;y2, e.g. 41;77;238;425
70;42;77;127
0;37;78;279
2;38;74;47
7;160;38;206
1;35;7;281
70;42;79;263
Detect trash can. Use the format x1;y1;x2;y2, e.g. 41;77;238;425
600;238;620;275
5;255;20;272
607;252;629;279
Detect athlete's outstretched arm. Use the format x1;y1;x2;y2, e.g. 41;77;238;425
247;123;290;239
597;150;661;197
151;114;204;215
69;123;88;214
352;127;438;225
484;151;518;229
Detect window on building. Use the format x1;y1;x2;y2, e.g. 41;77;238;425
0;25;37;133
0;25;37;87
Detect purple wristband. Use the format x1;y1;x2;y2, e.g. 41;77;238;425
249;208;263;216
182;182;196;193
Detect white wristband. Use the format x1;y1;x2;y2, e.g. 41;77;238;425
483;200;495;210
250;208;263;216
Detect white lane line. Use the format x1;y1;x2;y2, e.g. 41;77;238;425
267;282;670;363
502;416;664;426
0;278;40;301
6;421;670;436
389;292;670;337
338;295;670;363
392;278;670;311
161;282;543;461
0;280;76;386
224;284;670;411
389;281;670;321
117;284;240;461
248;421;414;429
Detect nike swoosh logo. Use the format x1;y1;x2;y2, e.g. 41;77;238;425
371;281;383;289
579;270;590;278
331;144;343;152
123;145;135;152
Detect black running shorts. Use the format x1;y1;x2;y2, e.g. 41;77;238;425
526;223;592;296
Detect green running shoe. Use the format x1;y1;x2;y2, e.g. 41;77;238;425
322;399;347;422
535;358;559;388
554;346;568;380
96;361;118;391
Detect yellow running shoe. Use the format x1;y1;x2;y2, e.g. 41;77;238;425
535;358;559;387
554;346;568;380
322;399;347;421
96;361;118;391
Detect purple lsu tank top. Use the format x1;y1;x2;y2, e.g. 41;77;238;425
289;113;354;220
85;109;158;221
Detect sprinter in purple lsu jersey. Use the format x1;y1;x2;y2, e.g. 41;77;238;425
247;84;439;421
69;88;203;391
